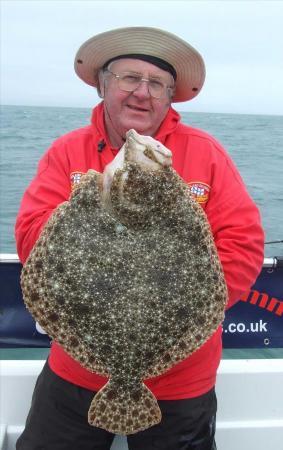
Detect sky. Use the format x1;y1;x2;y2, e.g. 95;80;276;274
1;0;283;115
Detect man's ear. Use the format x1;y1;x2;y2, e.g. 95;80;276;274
97;70;105;98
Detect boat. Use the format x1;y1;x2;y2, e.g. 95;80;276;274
1;254;282;450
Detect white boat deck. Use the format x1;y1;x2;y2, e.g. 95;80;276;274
1;358;283;450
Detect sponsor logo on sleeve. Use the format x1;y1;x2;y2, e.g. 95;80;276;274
70;171;85;190
188;182;211;204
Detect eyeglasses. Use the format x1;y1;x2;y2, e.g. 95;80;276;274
105;69;174;99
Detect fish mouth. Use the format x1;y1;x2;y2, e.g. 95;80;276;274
126;129;172;162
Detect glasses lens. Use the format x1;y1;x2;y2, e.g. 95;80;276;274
148;80;165;98
117;72;169;99
119;73;141;92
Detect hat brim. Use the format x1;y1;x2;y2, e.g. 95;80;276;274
74;27;205;103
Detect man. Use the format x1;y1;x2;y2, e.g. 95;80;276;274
15;27;264;450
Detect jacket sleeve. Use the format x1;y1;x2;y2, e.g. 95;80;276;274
15;142;71;264
205;150;265;309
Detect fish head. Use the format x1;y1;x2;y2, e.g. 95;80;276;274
101;130;172;210
124;129;172;171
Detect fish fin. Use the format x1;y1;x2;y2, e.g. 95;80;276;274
88;379;161;435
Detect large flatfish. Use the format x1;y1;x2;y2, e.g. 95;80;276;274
21;129;227;435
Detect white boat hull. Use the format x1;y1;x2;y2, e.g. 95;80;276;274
1;359;283;450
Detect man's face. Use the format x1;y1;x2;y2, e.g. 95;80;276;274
100;58;174;142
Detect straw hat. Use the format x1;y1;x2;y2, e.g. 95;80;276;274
74;27;205;102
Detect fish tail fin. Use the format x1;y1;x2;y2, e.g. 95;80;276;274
88;379;161;435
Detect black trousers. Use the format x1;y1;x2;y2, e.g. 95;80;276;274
16;361;217;450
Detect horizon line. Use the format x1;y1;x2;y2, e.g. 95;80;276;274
1;103;283;118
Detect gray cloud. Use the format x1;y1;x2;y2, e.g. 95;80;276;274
1;0;283;114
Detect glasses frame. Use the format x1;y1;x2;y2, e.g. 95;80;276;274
105;69;175;99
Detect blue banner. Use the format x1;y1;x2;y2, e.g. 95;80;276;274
0;260;282;348
0;261;50;348
223;265;283;348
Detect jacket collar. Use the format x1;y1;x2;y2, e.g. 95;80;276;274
154;106;180;143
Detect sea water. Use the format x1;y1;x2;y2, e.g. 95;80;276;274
1;104;282;256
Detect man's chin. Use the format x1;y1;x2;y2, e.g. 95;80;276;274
122;121;152;137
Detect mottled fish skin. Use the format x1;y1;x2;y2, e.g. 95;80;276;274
21;129;228;435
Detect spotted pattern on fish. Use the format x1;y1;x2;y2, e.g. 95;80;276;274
21;129;227;435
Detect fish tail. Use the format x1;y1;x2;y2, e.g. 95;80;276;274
88;379;161;435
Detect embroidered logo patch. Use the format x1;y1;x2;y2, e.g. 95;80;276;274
70;172;85;190
188;182;210;204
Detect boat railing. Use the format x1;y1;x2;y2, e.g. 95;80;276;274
1;253;282;266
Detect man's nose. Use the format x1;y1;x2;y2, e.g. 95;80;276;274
132;80;151;98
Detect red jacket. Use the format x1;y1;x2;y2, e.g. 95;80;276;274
15;103;264;399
